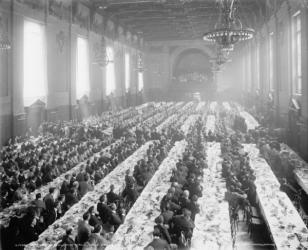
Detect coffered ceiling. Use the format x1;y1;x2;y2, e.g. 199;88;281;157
87;0;283;41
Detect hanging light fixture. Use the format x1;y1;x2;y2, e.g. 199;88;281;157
92;36;112;67
203;0;254;51
0;15;11;50
210;47;231;68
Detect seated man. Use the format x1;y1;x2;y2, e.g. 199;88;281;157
122;183;139;206
97;194;112;224
108;203;123;231
154;215;172;244
56;228;77;250
144;226;171;250
161;189;181;213
107;185;120;204
76;212;93;245
170;209;194;243
83;225;109;250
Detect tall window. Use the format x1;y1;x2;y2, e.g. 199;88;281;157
125;53;130;91
292;11;302;94
269;32;274;91
247;48;252;92
106;46;115;96
138;72;144;91
255;44;260;90
23;20;47;106
76;37;90;100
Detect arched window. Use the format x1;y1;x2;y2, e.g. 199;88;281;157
76;37;90;100
23;20;47;106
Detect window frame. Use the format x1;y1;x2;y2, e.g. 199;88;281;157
23;19;47;107
291;11;302;95
105;46;115;96
76;36;90;100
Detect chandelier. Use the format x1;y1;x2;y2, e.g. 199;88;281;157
203;0;254;51
0;16;11;50
211;47;231;68
92;37;112;67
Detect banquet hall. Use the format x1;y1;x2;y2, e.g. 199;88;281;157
1;0;308;250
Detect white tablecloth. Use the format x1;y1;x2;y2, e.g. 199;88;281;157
244;144;308;250
191;142;232;250
222;102;231;112
239;111;259;131
25;141;154;250
181;115;200;136
196;102;206;112
209;101;218;114
205;115;216;135
105;140;187;250
243;144;281;192
0;139;121;227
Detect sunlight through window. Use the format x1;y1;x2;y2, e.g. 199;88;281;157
125;53;130;92
138;72;144;91
76;37;90;100
106;46;115;96
23;20;47;106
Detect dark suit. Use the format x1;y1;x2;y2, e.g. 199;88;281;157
97;202;112;224
156;224;172;244
109;211;122;230
144;238;171;250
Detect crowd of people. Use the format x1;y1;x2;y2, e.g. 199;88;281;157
0;128;113;210
3;100;302;250
145;118;206;250
1;128;141;249
54;117;191;250
0;101;197;250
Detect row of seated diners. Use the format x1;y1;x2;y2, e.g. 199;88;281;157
0;101;191;250
0;101;180;216
96;112;205;250
24;103;201;249
219;101;308;249
104;111;232;250
0;102;158;215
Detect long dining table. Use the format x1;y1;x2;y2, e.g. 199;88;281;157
191;142;232;250
244;144;308;250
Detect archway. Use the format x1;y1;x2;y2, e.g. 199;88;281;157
169;48;215;101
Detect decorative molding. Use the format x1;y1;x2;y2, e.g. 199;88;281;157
105;19;115;39
72;2;90;29
90;12;103;33
16;0;45;12
48;0;71;21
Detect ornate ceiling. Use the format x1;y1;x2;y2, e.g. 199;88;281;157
86;0;280;41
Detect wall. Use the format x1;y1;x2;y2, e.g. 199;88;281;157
0;0;143;146
144;40;215;101
220;1;308;159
